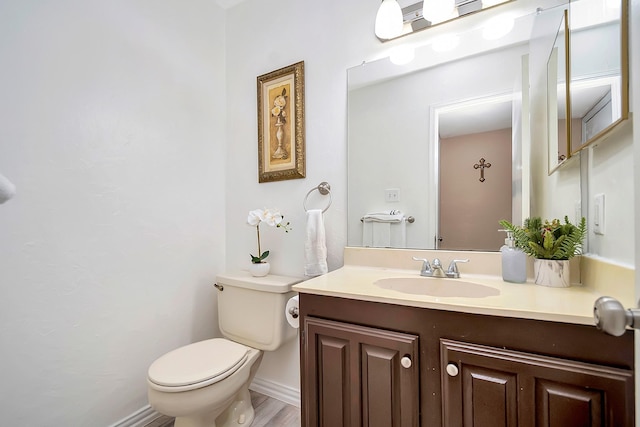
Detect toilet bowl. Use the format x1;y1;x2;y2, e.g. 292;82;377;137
147;272;301;427
148;339;263;427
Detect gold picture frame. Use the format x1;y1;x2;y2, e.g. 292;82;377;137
257;61;305;183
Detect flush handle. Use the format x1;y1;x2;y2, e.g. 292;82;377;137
214;283;224;291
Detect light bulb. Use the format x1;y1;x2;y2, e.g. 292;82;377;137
422;0;456;25
375;0;404;40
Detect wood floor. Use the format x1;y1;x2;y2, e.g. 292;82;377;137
145;390;300;427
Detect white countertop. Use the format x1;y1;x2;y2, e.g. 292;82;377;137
292;248;635;326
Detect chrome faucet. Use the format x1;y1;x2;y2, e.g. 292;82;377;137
412;257;469;278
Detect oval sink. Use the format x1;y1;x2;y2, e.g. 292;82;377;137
374;277;500;298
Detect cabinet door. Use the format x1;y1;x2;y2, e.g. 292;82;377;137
304;317;419;427
441;339;633;427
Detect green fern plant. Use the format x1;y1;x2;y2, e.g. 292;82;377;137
499;216;586;260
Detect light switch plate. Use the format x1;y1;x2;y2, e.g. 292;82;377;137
594;193;605;235
385;188;400;202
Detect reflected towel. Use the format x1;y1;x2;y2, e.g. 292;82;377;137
362;211;406;248
361;210;404;223
304;209;328;277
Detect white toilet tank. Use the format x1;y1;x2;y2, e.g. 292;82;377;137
215;272;302;351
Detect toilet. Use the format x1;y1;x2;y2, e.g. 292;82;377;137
147;272;301;427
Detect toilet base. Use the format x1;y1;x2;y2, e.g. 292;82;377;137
209;387;255;427
172;382;255;427
149;349;263;427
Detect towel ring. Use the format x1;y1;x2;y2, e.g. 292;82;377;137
303;182;332;213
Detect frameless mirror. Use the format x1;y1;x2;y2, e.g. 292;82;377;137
348;9;537;251
547;9;570;174
568;0;628;154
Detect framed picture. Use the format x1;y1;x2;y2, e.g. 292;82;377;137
257;61;305;183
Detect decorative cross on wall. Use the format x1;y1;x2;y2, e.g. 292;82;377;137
473;158;491;182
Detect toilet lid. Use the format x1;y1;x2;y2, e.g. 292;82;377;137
148;338;249;391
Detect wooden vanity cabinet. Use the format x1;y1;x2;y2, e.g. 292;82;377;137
299;293;634;427
441;339;633;427
304;317;420;427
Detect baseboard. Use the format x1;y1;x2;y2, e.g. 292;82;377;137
108;404;163;427
110;378;300;427
250;376;301;408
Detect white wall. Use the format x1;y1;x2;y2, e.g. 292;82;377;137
224;0;384;393
224;0;383;279
586;123;634;265
0;1;226;425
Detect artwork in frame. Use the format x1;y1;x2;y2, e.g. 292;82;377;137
257;61;306;183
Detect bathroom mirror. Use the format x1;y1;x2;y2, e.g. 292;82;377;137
547;9;570;174
348;9;539;251
568;0;628;154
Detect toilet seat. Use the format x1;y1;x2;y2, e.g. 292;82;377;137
148;338;250;392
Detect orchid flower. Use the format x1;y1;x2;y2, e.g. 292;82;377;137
247;208;291;263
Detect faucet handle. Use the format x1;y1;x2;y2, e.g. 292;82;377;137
447;259;469;277
412;256;430;266
412;257;431;274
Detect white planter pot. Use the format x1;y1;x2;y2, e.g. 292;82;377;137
249;262;270;277
533;259;570;288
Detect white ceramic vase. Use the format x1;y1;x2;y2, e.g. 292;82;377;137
249;262;270;277
533;259;570;288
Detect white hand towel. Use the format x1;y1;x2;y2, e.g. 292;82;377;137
389;220;407;248
363;220;374;247
305;209;328;277
372;222;391;247
362;210;406;247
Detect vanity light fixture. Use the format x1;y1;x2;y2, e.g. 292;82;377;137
377;0;514;41
375;0;404;40
422;0;457;25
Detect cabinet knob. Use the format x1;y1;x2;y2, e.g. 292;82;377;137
401;356;412;368
446;363;459;377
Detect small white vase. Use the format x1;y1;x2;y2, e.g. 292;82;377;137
533;259;570;288
249;262;270;277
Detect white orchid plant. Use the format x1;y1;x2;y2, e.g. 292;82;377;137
247;208;291;264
